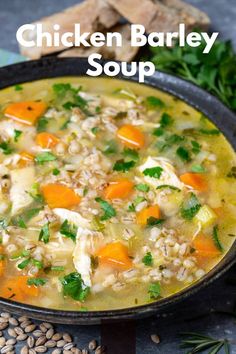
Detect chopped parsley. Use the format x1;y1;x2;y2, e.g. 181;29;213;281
39;223;50;244
148;282;161;299
143;166;163;179
14;129;22;142
191;140;201;154
91;127;99;135
37;117;49;132
213;225;223;252
103;140;118;155
199;128;220;135
0;141;14;155
146;217;165;227
32;259;44;269
156;185;181;192
14;84;23;91
145;96;165;109
176;146;191;162
35;152;57;164
153;127;164;137
60;272;90;301
95;197;116;221
180;193;201;220
191;164;206;173
27;278;47;287
113;159;135;172
142;252;153;266
160;112;173;127
135;183;150;192
52;168;60;176
17;258;31;270
59;220;77;242
122;148;139;161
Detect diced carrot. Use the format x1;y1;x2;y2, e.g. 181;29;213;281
4;101;47;126
96;242;132;270
18;151;35;167
36;132;60;149
0;276;39;302
137;205;161;226
116;124;145;149
41;183;81;209
180;173;207;191
193;234;220;258
0;261;4;277
104;178;134;200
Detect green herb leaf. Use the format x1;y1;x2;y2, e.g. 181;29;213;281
0;141;14;155
103;140;118;155
135;183;150;192
39;223;50;244
91;127;99;135
17;258;31;270
123;148;139;161
35;152;57;164
32;259;44;269
60;220;77;242
191;164;206;173
27;278;47;287
199;128;220;135
153;127;164;137
145;96;165;109
176;146;191;162
60;272;90;301
156;185;181;192
113;159;135;172
14;129;22;142
95;197;116;221
160;112;173;127
191;140;201;154
142;252;153;266
52;168;60;176
213;225;223;252
14;84;23;91
37;117;49;132
146;217;165;227
148;282;161;299
143;166;163;179
180;193;201;220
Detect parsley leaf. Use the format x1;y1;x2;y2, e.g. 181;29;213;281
180;193;201;220
176;146;191;162
37;117;49;132
35;152;57;164
14;129;22;142
27;278;47;287
0;141;14;155
52;168;60;176
145;96;165;109
142;252;153;266
148;282;161;299
156;185;181;192
122;148;139;161
135;183;150;192
213;225;223;252
160;112;173;127
191;164;206;173
60;272;90;301
39;223;50;244
146;217;165;227
191;140;201;154
95;197;116;221
14;84;23;91
113;159;135;172
143;166;163;179
153;127;164;137
103;140;118;155
17;258;31;270
60;220;77;242
199;128;220;135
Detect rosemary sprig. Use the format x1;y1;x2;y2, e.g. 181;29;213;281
180;332;230;354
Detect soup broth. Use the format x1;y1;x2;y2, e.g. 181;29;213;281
0;77;235;311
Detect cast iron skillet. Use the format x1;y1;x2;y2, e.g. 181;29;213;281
0;57;235;324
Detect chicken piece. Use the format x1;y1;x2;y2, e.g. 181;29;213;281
19;0;120;59
53;208;91;228
138;156;184;190
10;167;35;215
107;0;210;33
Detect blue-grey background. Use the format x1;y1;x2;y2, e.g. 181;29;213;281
0;1;235;353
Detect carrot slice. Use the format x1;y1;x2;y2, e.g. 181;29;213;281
36;132;60;149
193;234;220;258
116;124;145;149
0;261;4;277
0;276;39;302
41;183;81;209
18;151;34;167
96;242;132;270
180;173;207;191
104;178;134;200
4;101;47;126
137;205;161;226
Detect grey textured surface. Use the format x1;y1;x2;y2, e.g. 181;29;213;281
0;1;235;353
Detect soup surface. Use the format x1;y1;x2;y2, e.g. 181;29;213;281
0;77;235;311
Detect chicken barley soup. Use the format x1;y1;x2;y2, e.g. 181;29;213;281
0;77;235;311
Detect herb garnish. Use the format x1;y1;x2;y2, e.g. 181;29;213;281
0;141;14;155
143;166;163;179
103;140;118;155
59;220;77;242
145;96;165;109
148;282;161;299
95;197;116;221
39;223;50;244
142;252;153;266
14;84;23;91
17;258;31;270
135;183;150;192
60;272;90;301
191;164;206;173
213;225;223;252
123;148;139;161
159;112;173;127
146;217;165;227
37;116;49;132
113;159;135;172
176;146;191;162
52;168;60;176
156;185;181;192
180;193;201;220
35;152;57;164
199;128;220;135
14;129;22;142
27;278;47;287
180;332;230;354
